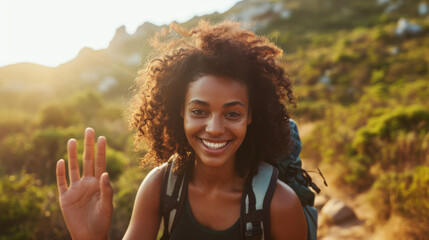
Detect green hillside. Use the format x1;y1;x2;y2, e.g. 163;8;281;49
1;0;428;239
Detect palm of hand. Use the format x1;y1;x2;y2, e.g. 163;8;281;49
56;128;113;240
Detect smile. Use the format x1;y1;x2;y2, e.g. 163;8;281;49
201;139;228;149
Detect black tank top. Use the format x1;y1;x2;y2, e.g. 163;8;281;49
169;193;241;240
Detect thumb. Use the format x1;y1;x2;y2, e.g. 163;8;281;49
100;172;114;215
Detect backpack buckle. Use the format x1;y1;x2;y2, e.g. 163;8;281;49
245;227;263;240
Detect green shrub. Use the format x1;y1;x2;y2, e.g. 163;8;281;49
353;106;429;168
292;100;328;121
0;109;32;140
38;103;76;128
370;69;385;84
28;127;82;184
105;148;131;181
343;155;372;188
369;166;429;226
353;105;429;145
0;173;69;240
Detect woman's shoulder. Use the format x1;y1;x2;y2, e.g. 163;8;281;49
140;163;168;190
133;163;167;211
269;180;307;240
271;180;300;211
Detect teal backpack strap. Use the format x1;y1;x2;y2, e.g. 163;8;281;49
241;162;278;240
160;159;188;240
277;119;324;240
303;205;318;240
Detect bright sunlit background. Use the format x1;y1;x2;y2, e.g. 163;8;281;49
2;1;429;239
0;0;241;68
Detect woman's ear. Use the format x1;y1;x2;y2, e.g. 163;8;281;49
180;105;184;118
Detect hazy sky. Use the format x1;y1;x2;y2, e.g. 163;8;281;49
0;0;241;68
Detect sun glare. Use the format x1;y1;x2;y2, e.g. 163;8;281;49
0;0;240;68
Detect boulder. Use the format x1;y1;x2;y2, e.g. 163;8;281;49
314;194;330;210
419;2;428;16
321;198;356;224
395;18;422;36
377;0;390;5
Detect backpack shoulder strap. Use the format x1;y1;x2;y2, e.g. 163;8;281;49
160;158;188;240
241;162;278;240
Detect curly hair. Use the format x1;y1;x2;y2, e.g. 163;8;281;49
129;20;296;176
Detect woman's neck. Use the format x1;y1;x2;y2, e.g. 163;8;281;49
190;158;245;193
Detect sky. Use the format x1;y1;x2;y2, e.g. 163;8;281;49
0;0;241;68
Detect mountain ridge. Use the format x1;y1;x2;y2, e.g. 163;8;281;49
1;0;427;97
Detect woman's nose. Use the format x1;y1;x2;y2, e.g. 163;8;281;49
205;115;225;136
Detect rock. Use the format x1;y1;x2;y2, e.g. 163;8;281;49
395;18;422;36
109;26;131;47
280;10;291;19
419;2;428;16
385;2;401;13
321;198;356;224
98;76;117;92
134;22;159;37
314;194;330;210
319;70;332;85
125;52;140;66
227;1;291;28
228;3;272;22
377;0;390;5
389;46;399;55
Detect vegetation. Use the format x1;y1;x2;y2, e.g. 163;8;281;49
291;1;429;237
1;0;428;238
0;172;69;239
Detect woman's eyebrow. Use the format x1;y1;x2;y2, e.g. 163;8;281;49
223;101;245;108
187;99;209;106
187;99;245;108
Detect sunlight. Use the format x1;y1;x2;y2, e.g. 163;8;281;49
0;0;240;67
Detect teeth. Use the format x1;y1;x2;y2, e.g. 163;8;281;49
202;139;227;149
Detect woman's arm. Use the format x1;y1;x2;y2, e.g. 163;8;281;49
122;164;166;240
270;180;307;240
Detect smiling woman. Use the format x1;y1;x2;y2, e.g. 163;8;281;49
182;75;252;169
56;20;306;240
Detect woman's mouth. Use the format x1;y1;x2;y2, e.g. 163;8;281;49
201;139;228;150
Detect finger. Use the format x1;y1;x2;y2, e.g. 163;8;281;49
56;159;68;195
100;172;114;217
95;136;107;179
83;128;95;177
68;139;81;183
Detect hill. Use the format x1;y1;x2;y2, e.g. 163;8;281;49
0;0;428;239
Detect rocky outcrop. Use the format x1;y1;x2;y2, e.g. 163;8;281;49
419;2;428;16
227;1;291;29
321;198;357;224
395;18;422;36
314;194;330;210
109;26;131;48
134;22;160;37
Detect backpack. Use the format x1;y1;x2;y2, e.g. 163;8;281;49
159;119;324;240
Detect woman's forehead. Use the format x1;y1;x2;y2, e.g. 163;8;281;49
188;74;247;90
185;75;249;104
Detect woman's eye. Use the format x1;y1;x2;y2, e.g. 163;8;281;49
225;111;241;119
191;109;206;116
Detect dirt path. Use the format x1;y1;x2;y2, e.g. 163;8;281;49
297;122;376;240
312;173;375;240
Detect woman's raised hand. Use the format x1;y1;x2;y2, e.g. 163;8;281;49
56;128;113;240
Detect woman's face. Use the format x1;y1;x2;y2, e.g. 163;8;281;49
182;75;251;168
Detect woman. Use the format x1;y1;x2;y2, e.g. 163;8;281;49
56;21;307;240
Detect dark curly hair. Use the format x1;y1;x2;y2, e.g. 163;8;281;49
129;20;296;177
